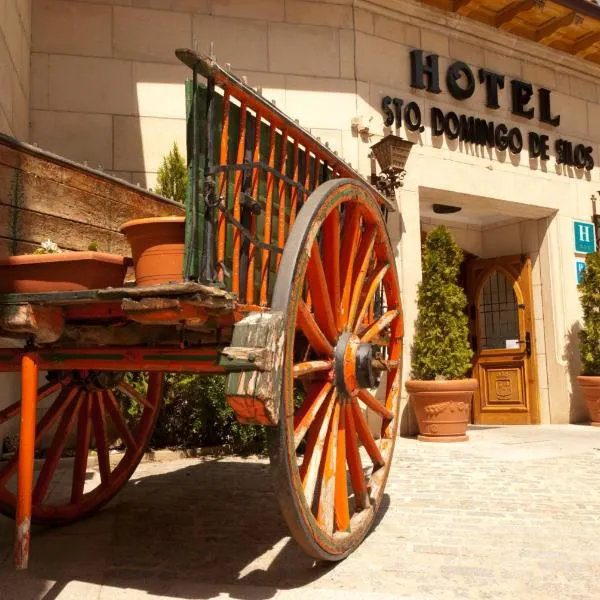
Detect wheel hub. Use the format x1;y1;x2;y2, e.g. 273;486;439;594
334;333;377;397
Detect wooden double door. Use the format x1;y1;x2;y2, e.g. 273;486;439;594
466;255;539;425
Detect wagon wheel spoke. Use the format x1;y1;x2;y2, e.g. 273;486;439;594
0;370;163;525
316;401;340;535
344;403;370;510
33;392;82;504
91;393;111;485
338;205;362;330
357;389;394;421
0;376;69;425
347;226;377;331
351;398;384;468
297;300;333;358
293;382;333;450
293;360;332;378
354;264;389;334
322;207;341;325
71;393;93;504
105;390;136;450
361;309;400;344
117;381;154;409
306;242;337;342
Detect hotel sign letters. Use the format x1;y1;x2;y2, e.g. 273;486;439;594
381;50;594;171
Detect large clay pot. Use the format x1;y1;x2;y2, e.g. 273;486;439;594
0;252;130;293
577;376;600;426
119;216;186;286
405;379;478;442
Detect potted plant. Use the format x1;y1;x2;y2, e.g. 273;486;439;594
120;142;186;287
405;226;477;442
577;250;600;426
0;240;130;294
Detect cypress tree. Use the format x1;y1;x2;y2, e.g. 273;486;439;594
411;225;473;380
578;251;600;376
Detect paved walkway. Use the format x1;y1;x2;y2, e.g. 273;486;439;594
1;425;599;600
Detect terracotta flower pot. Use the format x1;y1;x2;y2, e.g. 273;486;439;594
0;252;130;294
577;376;600;426
119;216;186;286
405;379;478;442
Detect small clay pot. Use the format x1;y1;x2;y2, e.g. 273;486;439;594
577;376;600;426
0;252;130;293
405;379;478;442
119;217;186;286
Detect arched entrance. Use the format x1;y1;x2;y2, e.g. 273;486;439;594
467;255;540;424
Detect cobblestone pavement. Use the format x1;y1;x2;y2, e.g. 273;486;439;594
1;425;599;600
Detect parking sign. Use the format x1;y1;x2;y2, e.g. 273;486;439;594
573;221;596;254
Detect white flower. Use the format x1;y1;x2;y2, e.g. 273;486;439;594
40;239;62;254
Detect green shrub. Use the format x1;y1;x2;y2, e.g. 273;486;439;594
578;251;600;376
411;225;473;380
155;142;187;204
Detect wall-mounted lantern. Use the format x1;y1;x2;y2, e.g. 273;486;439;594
370;134;414;197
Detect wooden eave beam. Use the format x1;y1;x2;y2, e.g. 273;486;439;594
496;0;536;28
453;0;476;11
535;11;579;42
571;30;600;55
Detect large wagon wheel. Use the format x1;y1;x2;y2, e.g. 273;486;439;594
270;179;403;560
0;370;163;525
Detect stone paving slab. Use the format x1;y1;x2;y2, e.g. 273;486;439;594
1;425;599;600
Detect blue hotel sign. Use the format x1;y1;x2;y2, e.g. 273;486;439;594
573;221;596;254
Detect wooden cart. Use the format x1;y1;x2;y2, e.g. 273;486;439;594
0;49;403;568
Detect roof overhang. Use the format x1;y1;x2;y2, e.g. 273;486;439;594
417;0;600;64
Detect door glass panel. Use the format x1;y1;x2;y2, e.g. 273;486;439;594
478;271;519;350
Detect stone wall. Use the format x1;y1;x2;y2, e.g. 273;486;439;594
0;0;31;139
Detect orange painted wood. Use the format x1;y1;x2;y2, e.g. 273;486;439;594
289;142;299;228
105;390;136;449
245;110;262;305
339;206;362;330
292;360;332;378
357;388;394;421
0;386;77;488
217;90;231;282
71;393;92;504
306;242;337;342
91;394;111;485
361;309;400;344
63;303;125;321
232;102;247;297
117;381;153;409
276;129;288;270
14;354;38;570
322;207;341;332
354;263;389;334
0;347;224;374
32;393;81;504
347;225;376;330
334;405;350;532
299;390;329;482
0;378;64;425
293;382;332;449
260;125;277;306
317;400;339;534
302;391;336;505
297;300;333;358
351;398;384;468
344;403;369;510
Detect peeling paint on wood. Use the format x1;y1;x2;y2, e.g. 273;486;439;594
222;311;285;425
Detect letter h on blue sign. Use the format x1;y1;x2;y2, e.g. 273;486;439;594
574;221;596;254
